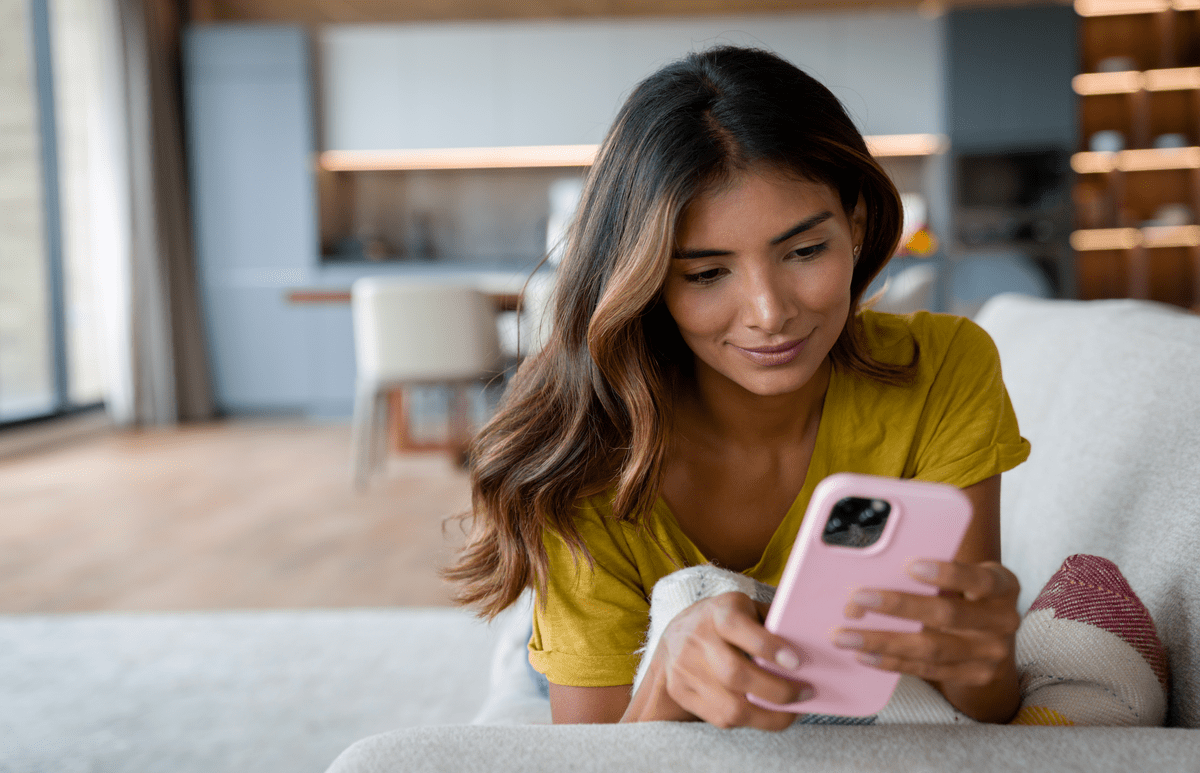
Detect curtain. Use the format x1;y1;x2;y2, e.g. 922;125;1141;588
80;0;213;426
118;0;213;424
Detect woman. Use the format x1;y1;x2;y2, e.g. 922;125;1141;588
447;45;1030;729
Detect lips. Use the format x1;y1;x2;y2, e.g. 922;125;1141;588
733;337;808;367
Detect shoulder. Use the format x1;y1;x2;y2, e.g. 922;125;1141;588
859;309;1000;377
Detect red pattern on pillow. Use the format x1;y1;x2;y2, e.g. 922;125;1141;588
1026;554;1169;692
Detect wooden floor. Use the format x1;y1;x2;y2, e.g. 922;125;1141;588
0;421;475;613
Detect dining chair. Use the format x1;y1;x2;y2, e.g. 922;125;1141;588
350;278;504;489
496;270;557;359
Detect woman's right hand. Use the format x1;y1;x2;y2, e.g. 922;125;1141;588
622;591;811;730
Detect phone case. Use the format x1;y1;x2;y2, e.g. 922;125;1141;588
747;472;972;717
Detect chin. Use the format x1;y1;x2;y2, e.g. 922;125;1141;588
728;364;823;397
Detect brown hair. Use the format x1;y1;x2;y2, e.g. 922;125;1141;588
446;46;915;618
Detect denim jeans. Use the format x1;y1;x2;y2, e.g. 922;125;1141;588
525;623;550;698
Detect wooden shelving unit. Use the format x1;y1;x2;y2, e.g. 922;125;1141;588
1073;0;1200;308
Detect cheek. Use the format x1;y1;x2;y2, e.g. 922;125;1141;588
804;259;855;311
663;285;728;340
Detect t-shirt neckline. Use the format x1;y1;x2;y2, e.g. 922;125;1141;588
652;363;839;579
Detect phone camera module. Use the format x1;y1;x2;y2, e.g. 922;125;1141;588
823;497;890;547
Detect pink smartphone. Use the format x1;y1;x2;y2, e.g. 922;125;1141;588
747;472;972;717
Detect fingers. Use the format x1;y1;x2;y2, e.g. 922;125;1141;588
659;592;809;730
832;560;1022;691
907;560;1021;603
843;562;1021;635
832;627;1010;686
709;593;804;672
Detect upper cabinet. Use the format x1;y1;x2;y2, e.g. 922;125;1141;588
318;11;948;152
946;5;1079;152
184;26;319;279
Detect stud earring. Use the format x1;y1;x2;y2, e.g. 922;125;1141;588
853;244;862;263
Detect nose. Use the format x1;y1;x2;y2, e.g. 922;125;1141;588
740;265;797;334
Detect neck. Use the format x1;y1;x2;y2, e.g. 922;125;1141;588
677;357;832;449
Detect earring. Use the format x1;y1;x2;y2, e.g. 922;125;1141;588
853;245;862;263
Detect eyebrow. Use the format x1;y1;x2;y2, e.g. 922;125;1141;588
675;211;835;259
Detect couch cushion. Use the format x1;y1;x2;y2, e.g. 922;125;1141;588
974;294;1200;727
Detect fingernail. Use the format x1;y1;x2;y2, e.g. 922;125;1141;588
775;647;801;670
857;652;882;666
832;631;863;649
909;560;938;580
850;590;882;608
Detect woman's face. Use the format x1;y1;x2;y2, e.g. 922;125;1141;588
663;167;864;398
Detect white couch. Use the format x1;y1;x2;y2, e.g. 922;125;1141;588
326;295;1200;772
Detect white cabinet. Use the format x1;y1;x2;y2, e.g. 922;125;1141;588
319;11;947;152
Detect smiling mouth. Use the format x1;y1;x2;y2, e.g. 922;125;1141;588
732;337;808;366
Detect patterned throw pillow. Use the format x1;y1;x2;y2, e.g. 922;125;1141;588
1010;554;1168;726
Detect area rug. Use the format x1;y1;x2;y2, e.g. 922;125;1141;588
0;608;497;773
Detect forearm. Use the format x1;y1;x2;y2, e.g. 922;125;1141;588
934;653;1020;724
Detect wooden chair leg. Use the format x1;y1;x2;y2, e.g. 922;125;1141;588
448;383;472;468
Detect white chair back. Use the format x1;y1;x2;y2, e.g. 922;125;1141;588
351;278;503;384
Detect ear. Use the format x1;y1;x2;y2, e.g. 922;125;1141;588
850;194;867;248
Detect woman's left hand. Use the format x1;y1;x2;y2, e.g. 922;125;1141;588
834;559;1022;701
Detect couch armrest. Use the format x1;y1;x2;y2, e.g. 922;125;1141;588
327;723;1200;773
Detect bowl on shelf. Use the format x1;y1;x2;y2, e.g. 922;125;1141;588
1096;55;1137;73
1142;203;1194;228
1153;133;1188;150
1089;130;1125;154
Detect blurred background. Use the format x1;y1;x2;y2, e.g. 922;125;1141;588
1;0;1195;613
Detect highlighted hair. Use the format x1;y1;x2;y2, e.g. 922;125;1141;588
446;46;916;617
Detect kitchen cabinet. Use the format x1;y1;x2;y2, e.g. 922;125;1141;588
943;5;1078;307
319;11;947;153
946;5;1078;152
184;25;321;415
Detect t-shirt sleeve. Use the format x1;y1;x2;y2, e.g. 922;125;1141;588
908;317;1031;487
528;502;649;687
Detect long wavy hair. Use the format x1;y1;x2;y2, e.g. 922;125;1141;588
446;45;913;618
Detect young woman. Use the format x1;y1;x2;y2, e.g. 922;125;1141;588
447;46;1030;729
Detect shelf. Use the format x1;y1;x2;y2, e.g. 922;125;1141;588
1071;225;1200;249
1073;66;1200;94
318;134;949;172
1072;146;1200;172
1074;3;1200;308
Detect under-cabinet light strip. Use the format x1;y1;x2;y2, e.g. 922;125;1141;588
319;134;948;172
864;134;949;157
1074;0;1170;16
319;145;599;171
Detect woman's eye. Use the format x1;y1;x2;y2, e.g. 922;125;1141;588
683;267;725;285
790;242;829;261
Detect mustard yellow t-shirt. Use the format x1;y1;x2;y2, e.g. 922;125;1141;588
529;310;1031;687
